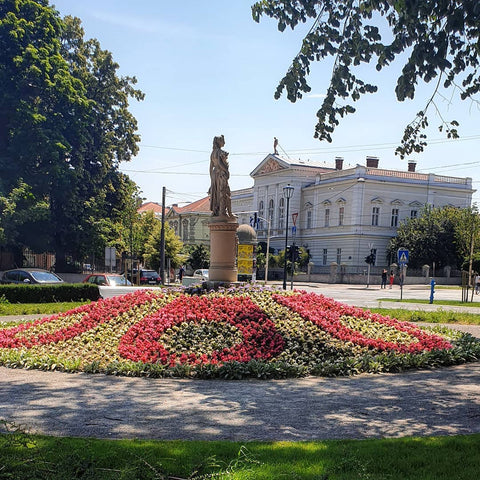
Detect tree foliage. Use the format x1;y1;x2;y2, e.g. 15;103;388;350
0;0;144;269
388;205;471;269
184;244;210;271
143;218;184;271
252;0;480;157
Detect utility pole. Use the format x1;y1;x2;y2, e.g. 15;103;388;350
160;186;166;285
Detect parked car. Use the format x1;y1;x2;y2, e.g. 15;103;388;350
123;269;161;285
193;269;209;281
0;268;64;284
83;273;131;287
138;269;161;285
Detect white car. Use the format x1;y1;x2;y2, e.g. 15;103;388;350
193;269;209;281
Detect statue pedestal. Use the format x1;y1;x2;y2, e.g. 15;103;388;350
208;216;238;282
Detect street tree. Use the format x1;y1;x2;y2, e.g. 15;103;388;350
388;205;461;269
144;221;183;272
0;0;144;269
252;0;480;157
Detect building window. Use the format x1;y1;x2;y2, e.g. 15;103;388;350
372;207;379;226
336;248;342;264
258;201;264;229
268;199;274;225
339;206;344;226
182;220;189;241
322;248;328;266
391;208;399;227
325;208;330;227
171;221;178;235
306;209;312;229
279;197;285;229
411;209;418;219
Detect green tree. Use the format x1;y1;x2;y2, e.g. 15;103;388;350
185;244;210;270
0;180;50;265
252;0;480;157
388;205;461;269
453;205;480;277
0;1;143;269
144;222;183;272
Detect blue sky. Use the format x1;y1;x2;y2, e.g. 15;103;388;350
51;0;480;206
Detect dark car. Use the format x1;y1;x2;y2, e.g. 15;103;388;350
83;273;131;287
0;268;64;284
138;269;161;285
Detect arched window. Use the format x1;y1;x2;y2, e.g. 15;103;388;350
182;219;189;241
268;199;274;224
278;197;285;229
258;200;264;229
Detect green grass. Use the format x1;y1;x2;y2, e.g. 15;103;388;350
1;428;479;479
378;298;479;307
0;301;89;316
370;307;480;325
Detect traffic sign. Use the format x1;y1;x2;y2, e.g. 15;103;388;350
397;248;409;264
292;212;298;226
292;226;297;235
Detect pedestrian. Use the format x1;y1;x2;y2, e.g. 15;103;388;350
381;269;387;289
179;265;185;282
389;270;395;289
475;274;480;295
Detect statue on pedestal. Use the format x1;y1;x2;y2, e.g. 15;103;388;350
209;135;233;218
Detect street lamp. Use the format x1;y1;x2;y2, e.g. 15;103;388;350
282;184;294;290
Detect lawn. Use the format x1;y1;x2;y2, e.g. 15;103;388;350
1;427;479;480
378;298;480;308
0;301;89;316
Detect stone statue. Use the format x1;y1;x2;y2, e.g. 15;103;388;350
273;137;279;155
209;135;233;217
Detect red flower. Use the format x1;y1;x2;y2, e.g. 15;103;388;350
273;292;452;353
118;295;285;365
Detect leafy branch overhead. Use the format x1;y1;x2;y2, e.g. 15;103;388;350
252;0;480;157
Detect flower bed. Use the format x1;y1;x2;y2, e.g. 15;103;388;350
0;286;478;379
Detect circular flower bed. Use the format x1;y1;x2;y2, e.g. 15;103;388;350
0;286;478;379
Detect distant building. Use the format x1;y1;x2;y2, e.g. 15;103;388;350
167;197;211;246
230;154;475;270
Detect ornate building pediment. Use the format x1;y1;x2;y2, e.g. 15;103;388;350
250;155;289;177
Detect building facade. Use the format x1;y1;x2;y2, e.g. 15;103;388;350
167;197;211;246
231;154;475;271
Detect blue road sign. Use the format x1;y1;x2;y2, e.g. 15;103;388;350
292;226;297;235
398;248;409;264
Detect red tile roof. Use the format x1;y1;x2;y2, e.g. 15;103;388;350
137;202;168;215
170;196;211;214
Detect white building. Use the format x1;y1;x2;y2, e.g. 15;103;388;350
231;154;474;271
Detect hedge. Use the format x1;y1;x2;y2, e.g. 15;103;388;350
0;284;100;303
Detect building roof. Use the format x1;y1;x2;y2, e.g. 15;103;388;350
169;196;211;215
250;154;336;177
137;202;169;215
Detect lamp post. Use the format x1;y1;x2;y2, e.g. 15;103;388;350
282;184;294;290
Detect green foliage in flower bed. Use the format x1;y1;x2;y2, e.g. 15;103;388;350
0;283;100;303
0;286;479;379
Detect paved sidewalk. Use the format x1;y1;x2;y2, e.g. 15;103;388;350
1;363;480;441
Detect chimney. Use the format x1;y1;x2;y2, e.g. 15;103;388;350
335;157;344;170
366;156;379;168
408;160;417;172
